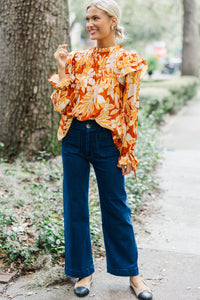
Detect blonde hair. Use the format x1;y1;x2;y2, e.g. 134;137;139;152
87;0;124;39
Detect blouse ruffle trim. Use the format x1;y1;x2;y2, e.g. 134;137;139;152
115;51;148;80
92;44;122;52
48;73;75;89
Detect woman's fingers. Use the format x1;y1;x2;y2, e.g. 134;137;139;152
58;49;67;57
57;44;68;54
58;44;68;49
55;48;68;58
121;164;132;176
55;44;68;55
54;45;68;67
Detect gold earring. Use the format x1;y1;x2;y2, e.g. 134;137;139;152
111;25;114;31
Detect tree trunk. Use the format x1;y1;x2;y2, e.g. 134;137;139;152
182;0;199;77
0;0;70;159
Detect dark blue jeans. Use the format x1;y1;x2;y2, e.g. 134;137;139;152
61;118;139;278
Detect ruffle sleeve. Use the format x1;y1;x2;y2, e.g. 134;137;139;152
116;52;148;180
115;51;148;81
48;51;76;90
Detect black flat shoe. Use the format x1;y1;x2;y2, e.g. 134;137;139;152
74;286;90;297
130;278;153;300
74;276;93;297
138;291;153;300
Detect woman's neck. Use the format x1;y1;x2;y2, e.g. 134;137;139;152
96;36;117;49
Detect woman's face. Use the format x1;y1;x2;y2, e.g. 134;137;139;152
86;6;116;41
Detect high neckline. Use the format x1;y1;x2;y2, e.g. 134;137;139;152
93;44;122;52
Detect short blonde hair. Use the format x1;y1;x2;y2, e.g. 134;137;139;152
87;0;124;39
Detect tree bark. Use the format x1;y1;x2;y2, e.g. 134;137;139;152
182;0;199;77
0;0;70;159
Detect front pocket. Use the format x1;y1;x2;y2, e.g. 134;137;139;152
62;126;81;150
97;130;120;157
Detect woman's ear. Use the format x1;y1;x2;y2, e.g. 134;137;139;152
111;16;118;28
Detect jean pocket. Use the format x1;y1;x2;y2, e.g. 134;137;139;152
97;131;119;157
61;126;81;152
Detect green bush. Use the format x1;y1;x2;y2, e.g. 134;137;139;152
146;56;158;75
139;87;172;122
140;76;199;119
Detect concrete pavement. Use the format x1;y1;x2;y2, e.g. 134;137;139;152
1;91;200;299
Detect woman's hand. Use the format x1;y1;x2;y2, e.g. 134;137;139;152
121;164;132;176
54;44;68;71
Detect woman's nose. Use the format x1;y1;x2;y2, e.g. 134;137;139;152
86;19;93;28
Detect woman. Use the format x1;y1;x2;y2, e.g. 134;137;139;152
49;0;152;299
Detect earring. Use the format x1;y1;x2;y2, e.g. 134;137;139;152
111;25;114;31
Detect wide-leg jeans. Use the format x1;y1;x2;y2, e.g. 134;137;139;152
61;118;139;278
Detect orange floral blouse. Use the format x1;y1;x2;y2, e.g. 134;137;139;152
49;45;148;178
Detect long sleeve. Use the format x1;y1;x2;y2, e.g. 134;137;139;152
117;68;145;179
48;51;76;114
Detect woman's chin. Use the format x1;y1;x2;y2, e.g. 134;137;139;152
89;35;98;40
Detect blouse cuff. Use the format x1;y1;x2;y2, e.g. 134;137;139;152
48;73;75;90
118;152;139;180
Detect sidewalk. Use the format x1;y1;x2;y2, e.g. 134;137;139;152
1;92;200;299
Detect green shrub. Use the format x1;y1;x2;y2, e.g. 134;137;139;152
146;56;159;75
140;76;199;118
140;87;172;122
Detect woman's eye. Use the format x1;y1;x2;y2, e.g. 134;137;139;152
85;16;99;22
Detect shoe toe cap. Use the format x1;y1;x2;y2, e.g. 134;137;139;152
138;291;153;300
74;286;89;297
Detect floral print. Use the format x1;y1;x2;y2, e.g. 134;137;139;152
49;45;148;178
